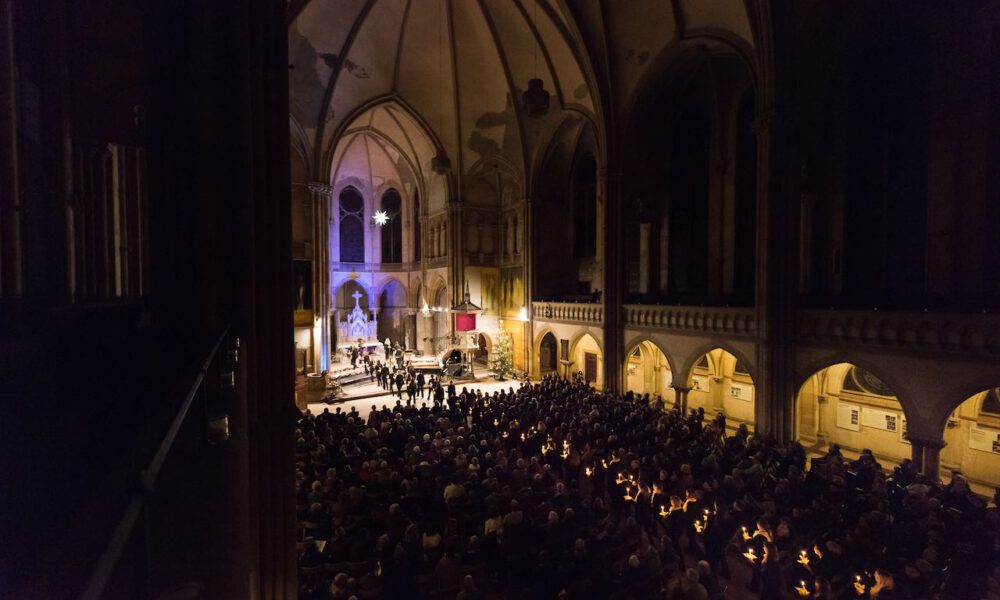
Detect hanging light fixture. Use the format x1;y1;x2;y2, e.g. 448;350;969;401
432;0;451;173
373;210;389;226
522;1;550;117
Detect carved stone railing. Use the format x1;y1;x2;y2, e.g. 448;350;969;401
623;305;757;337
532;301;603;326
796;309;1000;356
330;261;415;272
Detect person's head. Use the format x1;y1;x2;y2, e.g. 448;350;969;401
696;560;712;577
628;555;640;569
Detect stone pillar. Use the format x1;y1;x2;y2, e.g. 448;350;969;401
309;182;333;372
910;439;926;473
750;3;797;442
672;385;691;414
815;394;829;442
911;436;946;482
601;161;624;394
637;223;650;294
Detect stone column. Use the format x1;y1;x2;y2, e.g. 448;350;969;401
672;385;691;414
308;182;333;371
910;438;926;473
815;394;829;442
910;436;946;482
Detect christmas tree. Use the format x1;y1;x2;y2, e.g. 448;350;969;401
491;328;515;381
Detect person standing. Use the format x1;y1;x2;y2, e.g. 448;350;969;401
434;382;445;408
416;371;426;397
447;380;456;401
350;345;359;369
406;378;416;406
395;371;405;399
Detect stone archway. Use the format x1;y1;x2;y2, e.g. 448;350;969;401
539;332;558;374
685;347;756;429
624;339;675;405
795;362;908;466
938;388;1000;491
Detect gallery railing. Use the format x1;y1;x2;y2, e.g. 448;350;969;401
531;301;603;325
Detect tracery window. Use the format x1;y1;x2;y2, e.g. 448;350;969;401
339;187;364;263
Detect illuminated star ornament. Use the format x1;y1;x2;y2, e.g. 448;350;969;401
373;210;389;226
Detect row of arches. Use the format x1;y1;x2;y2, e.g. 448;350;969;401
331;276;452;357
625;339;1000;490
535;331;1000;490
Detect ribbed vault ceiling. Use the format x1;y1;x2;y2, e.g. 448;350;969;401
289;0;598;180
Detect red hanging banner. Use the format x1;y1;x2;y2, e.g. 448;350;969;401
455;313;477;331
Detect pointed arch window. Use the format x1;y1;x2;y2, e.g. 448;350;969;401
339;187;365;263
380;188;403;264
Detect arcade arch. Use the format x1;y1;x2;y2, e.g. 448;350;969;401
939;388;1000;490
685;348;755;429
569;332;603;389
795;363;910;465
624;340;674;404
539;332;558;375
375;279;407;348
473;333;492;367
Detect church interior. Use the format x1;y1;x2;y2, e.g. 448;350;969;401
2;1;1000;599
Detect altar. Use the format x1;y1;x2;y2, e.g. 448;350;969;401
335;290;379;350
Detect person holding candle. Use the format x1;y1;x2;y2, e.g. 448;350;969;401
758;541;785;600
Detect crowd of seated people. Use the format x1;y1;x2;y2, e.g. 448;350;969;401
295;375;1000;600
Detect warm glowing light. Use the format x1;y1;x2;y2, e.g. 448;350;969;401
373;210;389;226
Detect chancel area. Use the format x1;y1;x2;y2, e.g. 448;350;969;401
3;1;1000;599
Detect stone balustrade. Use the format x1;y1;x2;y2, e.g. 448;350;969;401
796;309;1000;356
623;305;757;337
531;301;603;325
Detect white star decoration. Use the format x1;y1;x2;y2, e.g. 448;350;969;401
373;210;388;226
